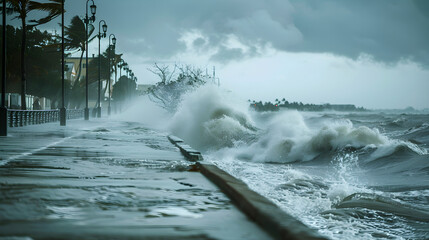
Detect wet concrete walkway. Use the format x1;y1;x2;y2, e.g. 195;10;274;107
0;119;271;240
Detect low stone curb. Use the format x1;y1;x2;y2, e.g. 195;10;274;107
197;163;328;240
167;135;203;161
167;135;329;240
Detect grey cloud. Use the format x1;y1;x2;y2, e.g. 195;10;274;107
210;47;245;63
289;0;429;66
96;0;298;62
193;38;206;48
210;45;260;63
57;0;429;66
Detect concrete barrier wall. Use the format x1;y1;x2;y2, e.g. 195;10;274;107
168;135;329;240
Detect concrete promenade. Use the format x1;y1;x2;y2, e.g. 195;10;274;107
0;119;271;240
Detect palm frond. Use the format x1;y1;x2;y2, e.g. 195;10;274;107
28;0;63;26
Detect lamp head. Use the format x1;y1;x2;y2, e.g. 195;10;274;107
102;23;107;33
90;4;97;15
112;37;117;45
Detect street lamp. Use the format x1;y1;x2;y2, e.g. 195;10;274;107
84;0;96;120
108;34;116;116
1;0;7;136
124;67;129;78
60;0;66;126
97;19;107;118
117;59;123;77
123;64;129;79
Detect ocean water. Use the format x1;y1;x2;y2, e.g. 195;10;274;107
130;86;429;239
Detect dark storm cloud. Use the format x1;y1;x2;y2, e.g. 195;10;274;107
38;0;429;65
289;0;429;66
94;0;297;60
193;38;206;48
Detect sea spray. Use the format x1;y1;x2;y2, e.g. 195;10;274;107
125;86;429;239
165;86;427;163
114;95;170;130
168;85;256;150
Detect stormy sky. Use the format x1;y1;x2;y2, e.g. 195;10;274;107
11;0;429;109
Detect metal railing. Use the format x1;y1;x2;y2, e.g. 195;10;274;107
66;109;84;120
8;109;84;127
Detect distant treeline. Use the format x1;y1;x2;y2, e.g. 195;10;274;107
249;99;366;112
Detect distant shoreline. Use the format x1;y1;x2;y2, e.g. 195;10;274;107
249;100;429;113
249;100;366;112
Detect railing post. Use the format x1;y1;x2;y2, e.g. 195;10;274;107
25;111;29;126
22;111;26;126
8;111;12;127
0;108;6;135
19;111;23;127
13;111;17;127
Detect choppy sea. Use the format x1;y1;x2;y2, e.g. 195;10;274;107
129;86;429;239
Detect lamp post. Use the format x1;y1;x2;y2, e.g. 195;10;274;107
125;67;129;78
123;63;128;78
124;67;129;99
108;34;116;116
84;0;96;120
1;0;7;136
97;20;107;118
118;60;124;77
60;0;66;126
114;58;118;83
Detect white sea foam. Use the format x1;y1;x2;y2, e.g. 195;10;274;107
127;86;428;240
168;85;256;150
164;86;426;163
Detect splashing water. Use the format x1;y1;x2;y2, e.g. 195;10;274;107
128;86;429;239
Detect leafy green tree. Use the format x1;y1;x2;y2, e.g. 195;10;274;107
6;0;63;109
0;25;20;93
0;25;67;108
112;75;137;102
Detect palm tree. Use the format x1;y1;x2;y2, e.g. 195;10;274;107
64;15;96;84
113;53;122;83
6;0;62;110
63;15;95;108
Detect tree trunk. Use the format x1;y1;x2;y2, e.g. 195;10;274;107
75;50;84;87
20;17;27;110
69;50;85;109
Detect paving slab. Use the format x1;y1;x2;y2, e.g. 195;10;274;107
0;119;271;240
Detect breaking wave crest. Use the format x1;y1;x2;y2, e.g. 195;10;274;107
167;86;427;163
